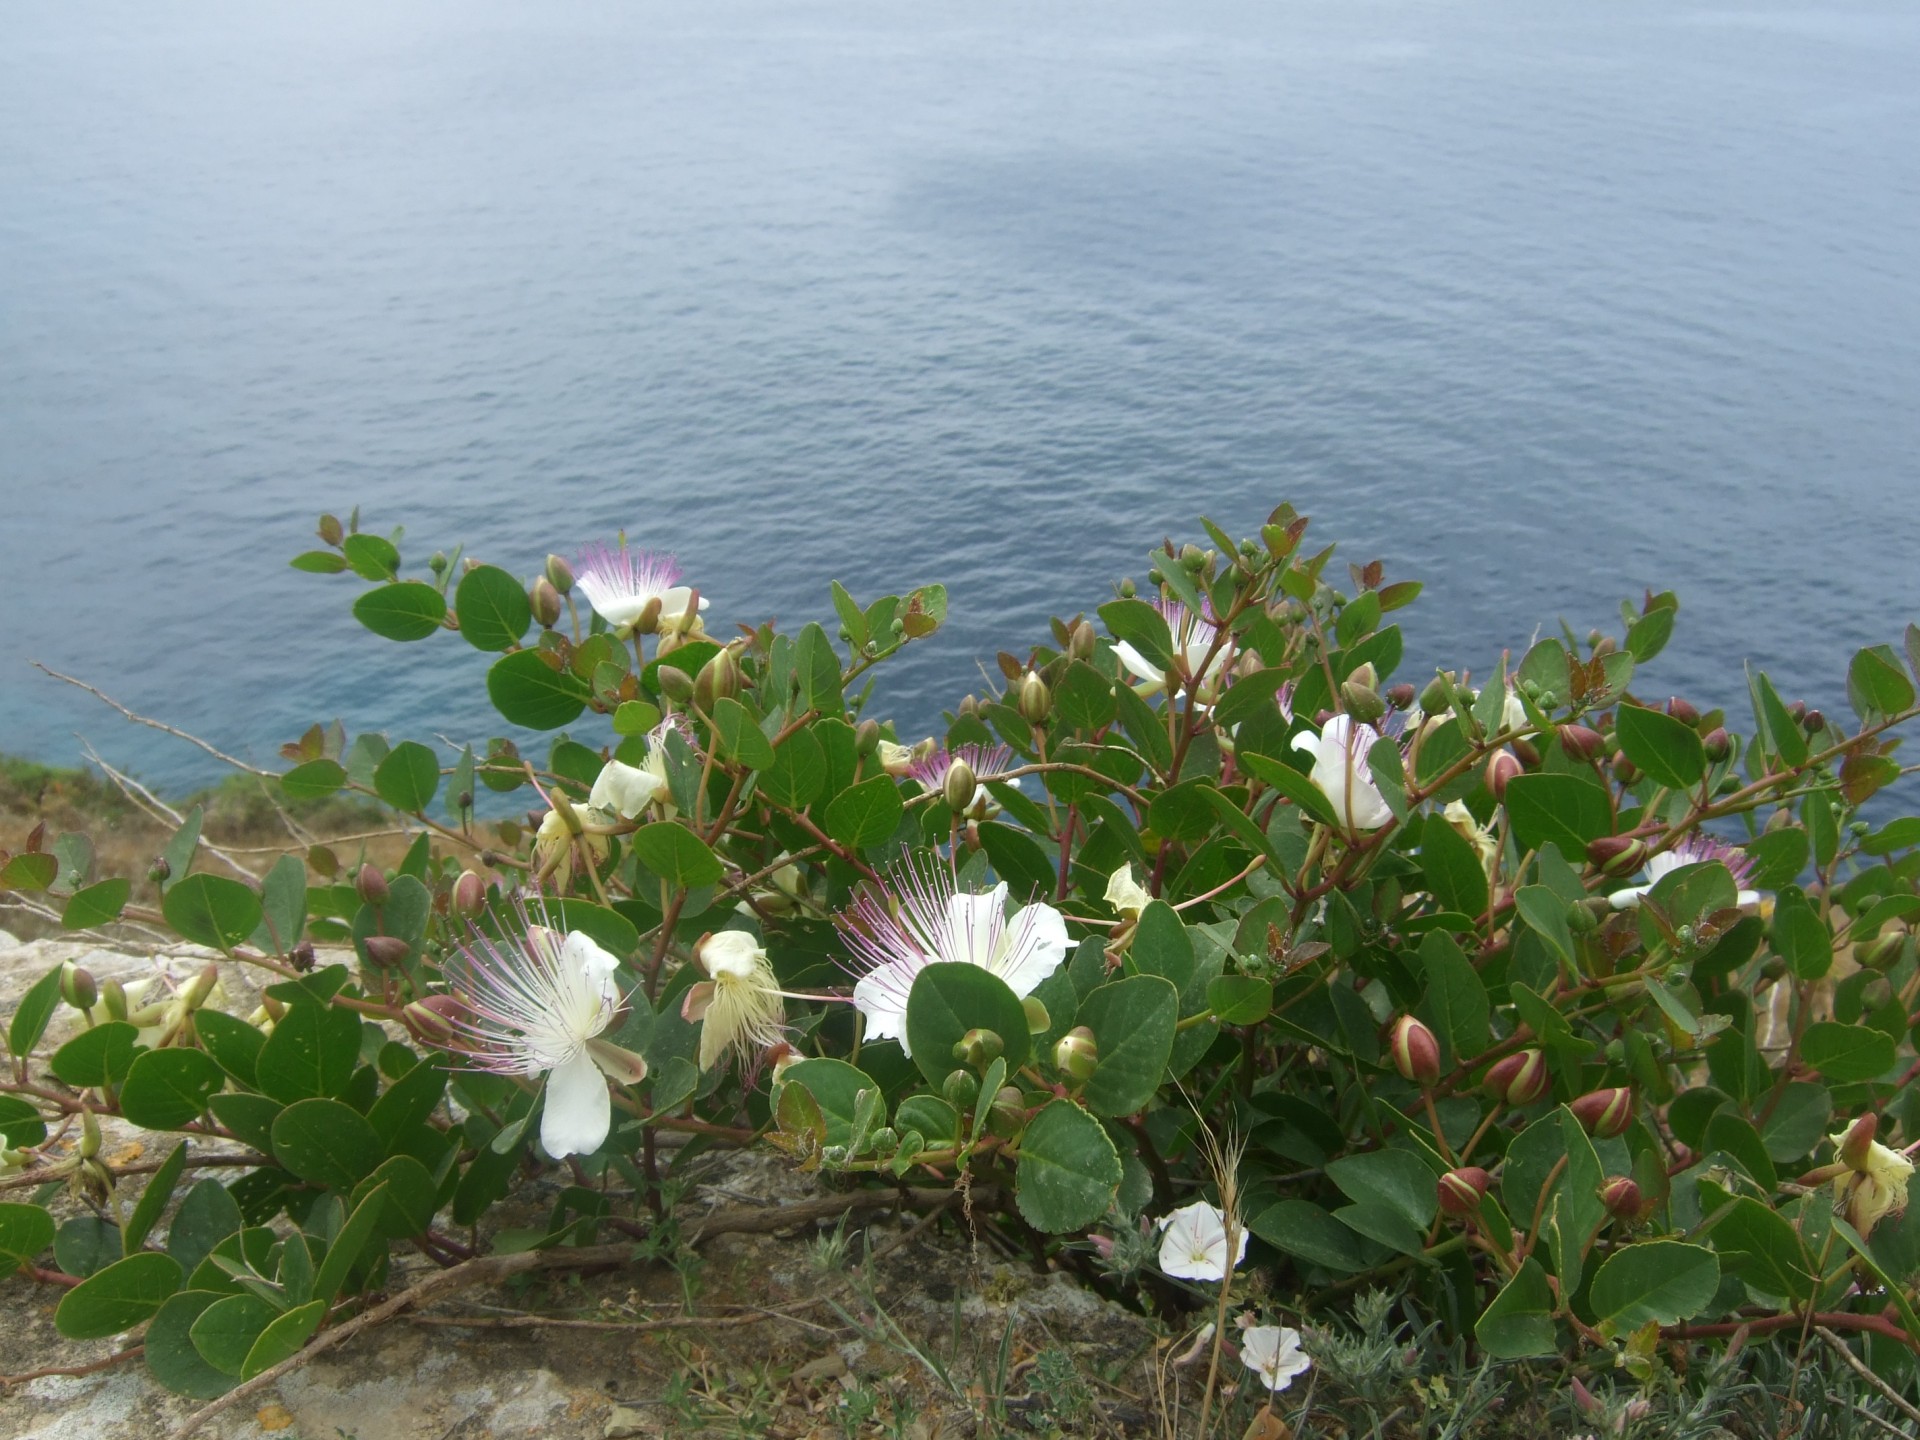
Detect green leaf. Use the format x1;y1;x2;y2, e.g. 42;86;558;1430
6;963;64;1058
120;1049;227;1130
365;1060;447;1151
0;1202;55;1269
0;852;56;891
1074;975;1177;1117
454;564;533;651
903;964;1033;1086
255;1001;362;1103
1849;645;1916;723
795;622;844;712
253;854;307;958
1326;1149;1439;1229
1800;1022;1895;1083
1503;774;1612;857
710;698;775;770
51;1021;140;1088
1758;1083;1831;1163
1513;885;1575;967
1239;751;1341;829
0;1095;46;1150
1625;606;1676;663
190;1293;282;1376
312;1182;392;1303
157;806;204;896
167;1181;245;1275
289;549;348;575
628;822;724;890
61;876;131;930
144;1290;237;1398
1475;1257;1556;1358
761;726;828;808
1206;974;1272;1025
373;740;441;812
824;776;905;850
124;1140;192;1255
1589;1240;1718;1329
207;1094;282;1153
1053;661;1118;732
1749;670;1808;767
1014;1099;1123;1233
352;581;446;641
162;873;263;954
280;758;347;802
348;1159;437;1239
487;648;590;730
1098;599;1174;674
1416;930;1489;1064
1707;1194;1814;1301
1770;886;1831;981
1616;703;1705;791
1248;1198;1375;1274
191;1012;265;1091
56;1216;123;1277
54;1251;183;1339
271;1098;382;1193
1335;1201;1426;1257
341;533;400;581
1420;816;1489;920
781;1059;884;1150
240;1305;326;1382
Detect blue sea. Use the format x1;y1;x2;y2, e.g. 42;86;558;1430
3;0;1917;794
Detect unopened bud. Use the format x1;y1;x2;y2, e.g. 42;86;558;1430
1485;750;1523;801
528;576;562;628
1664;697;1700;727
1385;683;1417;712
1702;727;1731;762
1018;671;1052;726
854;719;881;757
61;963;98;1012
1586;836;1649;877
79;1109;103;1160
1786;700;1808;724
1419;674;1454;716
452;870;488;918
656;664;695;703
953;1027;1005;1070
1055;1027;1100;1082
1437;1166;1491;1219
1511;736;1541;768
147;857;171;885
428;550;449;575
1389;1016;1441;1087
1342;680;1387;725
1599;1175;1644;1222
181;963;220;1012
1611;752;1640;785
1069;619;1097;662
1859;930;1907;971
1557;724;1606;763
695;647;742;709
942;759;978;814
942;1068;980;1111
987;1086;1026;1137
1590;634;1618;658
1803;708;1825;735
1484;1049;1551;1106
1838;1113;1878;1172
1569;1087;1633;1138
356;863;389;908
363;935;411;968
402;993;468;1047
101;978;129;1022
867;1126;899;1157
317;513;344;546
1022;995;1051;1035
544;554;574;595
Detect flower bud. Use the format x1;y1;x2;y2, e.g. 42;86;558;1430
147;857;171;885
657;663;696;703
1055;1026;1100;1082
428;551;449;575
61;963;98;1012
1786;700;1807;724
1569;1087;1633;1138
363;935;411;968
317;513;344;546
1586;836;1649;877
1599;1175;1644;1222
402;994;467;1047
942;759;978;814
1386;683;1417;712
180;963;220;1012
544;554;574;595
1859;930;1907;971
1437;1166;1491;1218
1022;995;1051;1035
1838;1113;1878;1172
356;863;389;908
1018;671;1052;726
1565;898;1600;934
452;870;488;919
854;719;881;757
1485;750;1523;801
1341;680;1387;725
987;1086;1027;1138
1484;1048;1551;1106
1664;697;1700;727
867;1126;900;1158
1557;724;1606;763
952;1027;1005;1070
1611;753;1640;785
1389;1015;1441;1087
1069;619;1097;662
695;646;742;709
79;1109;103;1160
1419;674;1454;716
1702;727;1731;762
529;577;563;628
1803;708;1825;735
101;978;128;1022
942;1068;980;1111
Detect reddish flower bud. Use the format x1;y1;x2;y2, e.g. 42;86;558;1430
363;935;411;968
1803;708;1825;735
1557;724;1606;763
1586;835;1649;877
402;993;469;1047
1569;1087;1633;1139
356;863;389;908
1702;727;1731;762
1599;1175;1644;1222
451;870;488;919
1485;750;1523;801
529;577;563;628
1437;1166;1492;1218
1839;1113;1878;1172
1484;1049;1550;1106
1664;697;1699;727
1611;753;1640;785
1386;683;1417;712
1389;1015;1442;1087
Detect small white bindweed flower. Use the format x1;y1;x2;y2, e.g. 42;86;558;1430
1239;1324;1311;1393
1156;1199;1248;1282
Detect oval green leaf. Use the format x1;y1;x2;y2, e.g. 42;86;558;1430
1014;1099;1123;1233
54;1251;183;1339
486;648;590;730
161;873;263;954
352;581;446;641
455;564;533;652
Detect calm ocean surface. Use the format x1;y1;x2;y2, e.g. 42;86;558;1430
3;1;1917;794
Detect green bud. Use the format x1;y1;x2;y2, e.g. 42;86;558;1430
695;646;742;709
942;759;978;814
1565;899;1600;934
545;553;575;595
147;857;170;885
1017;671;1052;726
1859;930;1907;971
942;1068;980;1111
657;664;696;703
1118;577;1137;599
60;963;98;1012
854;719;881;757
100;978;128;1023
867;1126;899;1157
529;577;563;629
1054;1027;1099;1082
952;1027;1005;1070
317;513;344;547
79;1109;102;1160
987;1086;1027;1138
1068;619;1097;662
1341;680;1387;725
1419;673;1454;716
1022;995;1051;1035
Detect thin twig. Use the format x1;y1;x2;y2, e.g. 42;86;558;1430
1817;1325;1920;1426
0;1345;143;1389
37;664;275;776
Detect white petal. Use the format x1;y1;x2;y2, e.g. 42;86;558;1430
1290;730;1321;759
1609;884;1652;911
592;593;650;627
994;902;1070;998
942;886;1010;970
1112;641;1166;687
1503;691;1528;732
540;1048;612;1158
853;969;912;1053
589;760;664;819
701;929;768;980
561;931;622;1008
1104;864;1152;917
657;584;710;619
